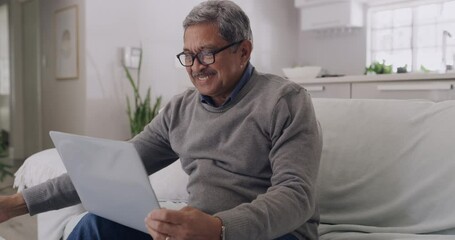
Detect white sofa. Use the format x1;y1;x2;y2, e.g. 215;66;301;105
14;98;455;240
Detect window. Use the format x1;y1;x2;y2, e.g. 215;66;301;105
368;0;455;72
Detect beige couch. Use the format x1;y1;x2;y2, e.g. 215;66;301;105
14;98;455;240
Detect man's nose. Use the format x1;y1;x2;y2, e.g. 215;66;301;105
191;57;206;71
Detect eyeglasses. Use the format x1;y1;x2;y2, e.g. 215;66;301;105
176;40;243;67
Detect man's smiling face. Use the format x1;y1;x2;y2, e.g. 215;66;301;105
183;23;246;107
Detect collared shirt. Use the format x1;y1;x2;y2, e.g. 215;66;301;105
201;63;254;107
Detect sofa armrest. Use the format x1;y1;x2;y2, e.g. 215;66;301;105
14;148;67;191
13;148;86;240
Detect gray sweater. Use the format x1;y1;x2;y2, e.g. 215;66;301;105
23;70;322;240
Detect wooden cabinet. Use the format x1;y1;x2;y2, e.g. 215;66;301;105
351;81;455;102
297;73;455;101
301;83;351;99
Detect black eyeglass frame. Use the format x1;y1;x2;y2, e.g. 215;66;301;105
176;40;244;67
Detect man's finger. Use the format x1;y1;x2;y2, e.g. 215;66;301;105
145;218;176;240
146;211;183;237
145;220;159;238
149;209;184;224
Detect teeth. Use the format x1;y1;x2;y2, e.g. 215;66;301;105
198;76;209;80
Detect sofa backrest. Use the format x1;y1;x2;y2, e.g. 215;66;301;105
312;98;455;235
150;160;189;203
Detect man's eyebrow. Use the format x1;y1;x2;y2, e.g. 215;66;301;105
183;44;218;53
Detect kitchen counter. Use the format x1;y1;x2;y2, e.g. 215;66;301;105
289;72;455;84
294;72;455;101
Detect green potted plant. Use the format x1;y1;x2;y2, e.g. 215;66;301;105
0;161;13;188
365;60;393;75
124;50;162;137
397;64;408;73
0;129;13;187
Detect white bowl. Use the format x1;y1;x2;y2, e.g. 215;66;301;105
282;66;322;79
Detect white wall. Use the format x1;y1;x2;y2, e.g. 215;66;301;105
40;0;87;148
296;2;368;75
39;0;299;148
298;28;367;75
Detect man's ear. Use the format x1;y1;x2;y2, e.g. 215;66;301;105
240;40;253;64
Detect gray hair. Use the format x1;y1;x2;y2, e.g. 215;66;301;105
183;0;253;44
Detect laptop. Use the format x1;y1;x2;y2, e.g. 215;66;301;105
49;131;160;233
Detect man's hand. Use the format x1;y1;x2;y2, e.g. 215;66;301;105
0;193;29;223
145;206;222;240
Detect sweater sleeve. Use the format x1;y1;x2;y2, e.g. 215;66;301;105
22;173;81;215
214;89;322;240
130;102;180;175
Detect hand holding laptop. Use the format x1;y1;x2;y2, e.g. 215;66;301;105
145;206;223;240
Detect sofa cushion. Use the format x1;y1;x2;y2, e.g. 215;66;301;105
149;160;189;202
312;98;455;238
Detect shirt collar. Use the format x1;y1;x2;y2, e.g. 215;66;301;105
200;62;253;107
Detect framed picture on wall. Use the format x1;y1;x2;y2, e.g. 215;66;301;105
55;5;79;80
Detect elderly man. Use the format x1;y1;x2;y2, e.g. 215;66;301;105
0;1;322;240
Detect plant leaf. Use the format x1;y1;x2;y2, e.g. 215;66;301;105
124;50;162;137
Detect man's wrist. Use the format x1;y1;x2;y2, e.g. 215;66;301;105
10;193;29;216
220;224;225;240
1;193;29;220
214;216;225;240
